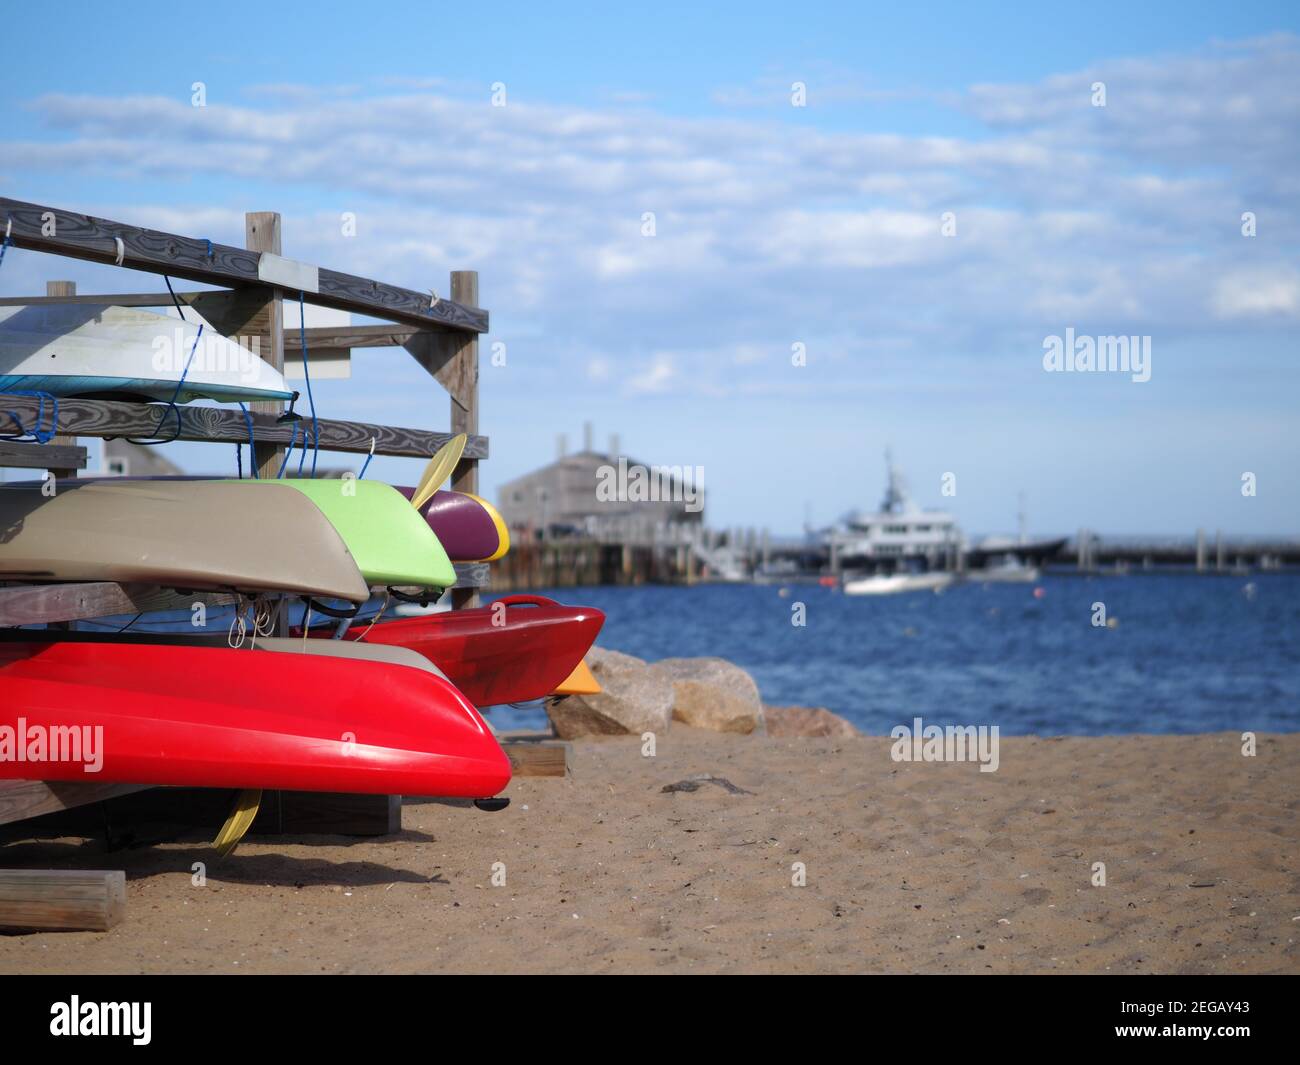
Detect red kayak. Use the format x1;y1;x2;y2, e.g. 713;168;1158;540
317;595;604;707
0;642;511;797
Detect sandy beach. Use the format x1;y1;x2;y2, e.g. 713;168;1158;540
1;729;1296;974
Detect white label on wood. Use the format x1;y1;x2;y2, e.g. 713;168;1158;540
257;253;320;294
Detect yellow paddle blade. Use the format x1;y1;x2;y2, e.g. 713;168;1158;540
410;434;467;511
213;789;262;857
552;659;601;696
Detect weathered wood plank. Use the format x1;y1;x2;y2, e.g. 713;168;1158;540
0;393;488;459
245;213;286;479
0;582;236;627
0;197;488;333
0;779;151;827
448;272;481;610
500;741;569;778
0;869;126;931
452;563;490;589
290;324;423;349
43;281;83;481
0;294;451;341
0;441;88;470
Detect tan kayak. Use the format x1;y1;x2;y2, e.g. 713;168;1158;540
0;480;369;602
249;635;452;681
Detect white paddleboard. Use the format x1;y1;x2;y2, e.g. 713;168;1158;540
0;303;294;403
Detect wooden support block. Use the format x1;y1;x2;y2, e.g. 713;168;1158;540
501;741;570;778
0;869;126;932
253;791;402;836
0;582;235;628
0;440;88;470
0;779;151;827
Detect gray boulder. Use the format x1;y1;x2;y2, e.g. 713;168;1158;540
545;646;674;738
765;705;858;739
655;657;765;734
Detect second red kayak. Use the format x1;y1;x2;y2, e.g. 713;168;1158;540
318;595;604;707
0;641;511;797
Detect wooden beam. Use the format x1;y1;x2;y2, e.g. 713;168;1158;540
0;779;151;827
0;197;488;333
0;869;126;932
0;292;454;339
0;441;88;470
0;393;489;459
0;582;236;627
288;324;423;349
245;213;286;478
500;740;570;778
448;271;481;610
42;281;83;480
452;563;490;589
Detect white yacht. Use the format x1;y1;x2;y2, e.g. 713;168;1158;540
829;451;964;572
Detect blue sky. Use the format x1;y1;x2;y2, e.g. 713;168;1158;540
1;1;1297;535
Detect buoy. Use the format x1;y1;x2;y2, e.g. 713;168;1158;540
1032;587;1046;599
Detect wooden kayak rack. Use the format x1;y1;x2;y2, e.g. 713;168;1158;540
0;198;566;931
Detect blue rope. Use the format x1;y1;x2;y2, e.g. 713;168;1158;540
298;291;319;477
0;227;11;270
0;390;59;443
236;401;257;478
163;275;187;321
358;450;373;480
130;322;202;444
276;420;300;478
124;275;199;445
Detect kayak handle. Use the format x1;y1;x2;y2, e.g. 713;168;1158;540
388;586;439;607
492;595;557;608
301;597;362;619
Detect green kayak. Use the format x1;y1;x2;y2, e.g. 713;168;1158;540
233;479;456;590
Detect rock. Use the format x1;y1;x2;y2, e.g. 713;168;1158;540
654;657;765;735
545;646;674;739
764;705;858;739
586;646;647;671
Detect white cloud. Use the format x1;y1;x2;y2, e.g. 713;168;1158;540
5;34;1296;405
626;353;676;396
1212;269;1300;318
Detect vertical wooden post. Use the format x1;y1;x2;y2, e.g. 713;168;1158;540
45;282;80;480
245;213;285;479
449;270;480;609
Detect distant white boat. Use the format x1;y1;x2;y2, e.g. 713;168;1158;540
826;450;963;567
0;303;294;404
974;556;1041;583
843;571;956;596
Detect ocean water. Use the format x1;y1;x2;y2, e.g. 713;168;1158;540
489;575;1300;736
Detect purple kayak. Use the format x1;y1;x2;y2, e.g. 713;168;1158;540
394;487;509;562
